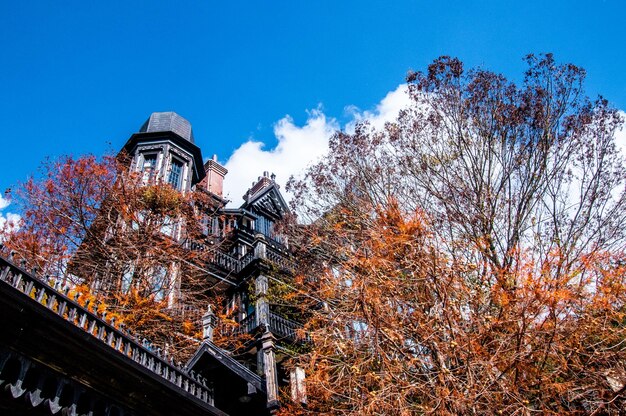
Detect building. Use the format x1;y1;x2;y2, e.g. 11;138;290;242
0;112;305;415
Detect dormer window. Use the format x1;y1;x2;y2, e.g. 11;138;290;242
168;158;184;190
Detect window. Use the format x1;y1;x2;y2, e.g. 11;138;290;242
200;214;210;236
199;215;220;236
131;211;145;231
168;158;184;189
152;266;168;302
255;216;273;237
212;217;221;236
141;154;157;183
160;215;176;237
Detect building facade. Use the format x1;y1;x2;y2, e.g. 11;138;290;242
0;112;305;415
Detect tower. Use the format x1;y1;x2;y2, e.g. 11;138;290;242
122;111;205;194
117;113;304;412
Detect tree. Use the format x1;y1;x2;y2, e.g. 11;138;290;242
0;154;230;359
282;55;626;414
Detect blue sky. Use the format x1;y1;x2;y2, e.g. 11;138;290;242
1;0;625;208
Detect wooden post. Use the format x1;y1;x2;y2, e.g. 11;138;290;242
254;234;267;260
261;330;280;410
201;305;217;342
255;275;269;328
290;366;307;404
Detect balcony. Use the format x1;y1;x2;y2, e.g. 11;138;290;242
219;310;305;344
268;311;303;342
264;246;295;274
185;238;294;276
210;250;243;273
222;312;256;336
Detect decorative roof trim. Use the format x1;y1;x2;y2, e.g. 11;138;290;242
243;184;289;217
186;340;266;394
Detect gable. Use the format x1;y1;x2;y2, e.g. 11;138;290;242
243;185;289;220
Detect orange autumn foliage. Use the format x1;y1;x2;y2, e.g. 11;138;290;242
281;201;626;415
0;154;230;359
281;55;626;415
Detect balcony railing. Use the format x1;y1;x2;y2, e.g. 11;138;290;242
185;238;294;276
239;312;258;334
210;251;242;273
219;310;306;344
238;251;256;271
265;246;295;273
217;311;257;339
269;311;304;342
0;255;214;406
170;303;203;322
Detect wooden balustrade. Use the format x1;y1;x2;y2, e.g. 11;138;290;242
238;251;256;270
265;246;295;273
211;250;242;273
219;311;257;338
184;237;294;275
239;312;258;334
269;311;305;342
0;255;215;406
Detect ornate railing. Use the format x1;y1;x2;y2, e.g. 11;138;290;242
240;312;258;334
170;303;203;322
184;236;295;276
234;312;258;335
237;246;295;274
184;240;243;274
269;311;303;341
238;251;256;271
265;246;295;273
0;255;215;406
210;250;242;273
218;311;258;339
220;310;306;343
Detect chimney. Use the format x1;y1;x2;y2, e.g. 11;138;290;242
243;171;277;201
201;155;228;197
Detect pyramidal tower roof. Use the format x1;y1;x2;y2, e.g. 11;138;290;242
139;111;195;143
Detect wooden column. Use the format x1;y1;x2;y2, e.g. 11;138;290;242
290;366;307;404
202;305;217;342
255;274;269;328
261;330;280;410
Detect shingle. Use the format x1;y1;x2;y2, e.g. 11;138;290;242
139;112;195;143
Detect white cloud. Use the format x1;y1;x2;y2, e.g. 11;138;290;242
0;195;21;237
0;194;9;210
223;84;411;206
345;84;411;133
221;88;626;211
223;109;339;205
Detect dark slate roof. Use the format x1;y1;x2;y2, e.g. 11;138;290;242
140;112;195;143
